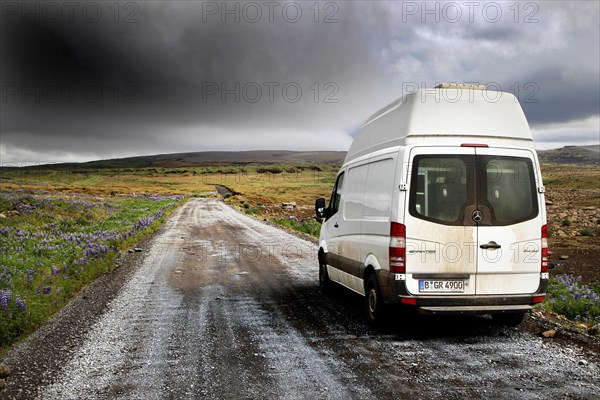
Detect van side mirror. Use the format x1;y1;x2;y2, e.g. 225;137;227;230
315;197;328;220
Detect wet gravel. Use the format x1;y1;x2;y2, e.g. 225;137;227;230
1;198;599;399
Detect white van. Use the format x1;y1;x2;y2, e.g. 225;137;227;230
315;84;548;326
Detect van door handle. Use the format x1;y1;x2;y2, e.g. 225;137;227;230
334;222;339;228
480;241;501;249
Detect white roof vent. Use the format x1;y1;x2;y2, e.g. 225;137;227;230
435;83;487;90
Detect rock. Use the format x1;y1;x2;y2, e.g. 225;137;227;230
582;206;596;211
545;200;554;205
589;324;600;336
0;213;5;219
134;248;143;253
579;359;588;366
542;329;557;338
281;202;297;209
0;363;10;378
288;216;298;221
0;378;5;390
559;255;569;260
128;249;134;253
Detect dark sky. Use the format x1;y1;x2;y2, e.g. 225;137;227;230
1;1;599;164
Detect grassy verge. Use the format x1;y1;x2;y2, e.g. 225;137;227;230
272;218;321;238
543;274;600;325
0;190;184;349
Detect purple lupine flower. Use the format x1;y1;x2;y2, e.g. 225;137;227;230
51;265;60;277
15;296;26;313
43;286;52;295
26;269;35;282
0;289;11;310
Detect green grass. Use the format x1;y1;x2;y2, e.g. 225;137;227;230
580;229;594;237
0;190;184;349
244;205;260;215
272;218;321;238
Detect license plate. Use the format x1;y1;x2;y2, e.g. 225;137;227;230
419;280;464;293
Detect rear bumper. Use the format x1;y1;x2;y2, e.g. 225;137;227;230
418;304;532;315
400;296;538;315
384;271;548;314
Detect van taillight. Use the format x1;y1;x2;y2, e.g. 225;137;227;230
390;222;406;273
532;295;546;304
541;224;548;273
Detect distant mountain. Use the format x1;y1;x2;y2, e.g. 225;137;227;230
6;146;598;170
537;145;599;165
25;151;348;169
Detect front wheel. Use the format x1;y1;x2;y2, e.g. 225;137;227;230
319;261;331;292
365;274;385;325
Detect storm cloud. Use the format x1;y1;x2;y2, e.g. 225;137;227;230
1;1;599;164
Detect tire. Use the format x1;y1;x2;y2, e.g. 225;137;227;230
319;260;332;292
493;312;526;327
365;274;385;325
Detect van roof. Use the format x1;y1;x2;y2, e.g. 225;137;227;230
346;88;533;163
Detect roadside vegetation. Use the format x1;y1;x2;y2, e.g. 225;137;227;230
271;218;321;238
0;190;183;349
544;274;600;324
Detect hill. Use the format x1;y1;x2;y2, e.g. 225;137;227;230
5;146;599;170
19;151;348;169
68;145;600;168
537;145;599;165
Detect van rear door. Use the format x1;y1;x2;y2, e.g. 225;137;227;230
404;146;543;297
404;147;477;296
474;147;542;295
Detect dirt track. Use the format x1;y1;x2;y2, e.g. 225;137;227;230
2;199;599;399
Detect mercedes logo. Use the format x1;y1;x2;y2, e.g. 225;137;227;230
472;210;483;223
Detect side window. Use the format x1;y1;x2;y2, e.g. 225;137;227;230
329;172;345;216
344;164;368;220
363;158;394;220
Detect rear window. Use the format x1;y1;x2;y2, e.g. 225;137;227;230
410;157;469;225
409;155;538;226
481;157;538;224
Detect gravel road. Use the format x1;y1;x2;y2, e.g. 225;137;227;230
2;198;599;399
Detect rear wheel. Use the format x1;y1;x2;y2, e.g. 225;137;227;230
493;312;526;327
365;274;385;325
